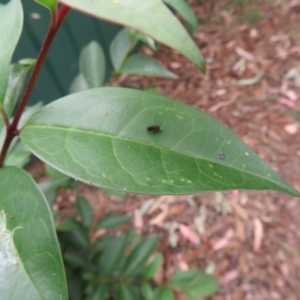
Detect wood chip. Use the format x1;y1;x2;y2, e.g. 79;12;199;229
253;218;264;252
212;229;235;251
149;205;169;225
230;201;249;220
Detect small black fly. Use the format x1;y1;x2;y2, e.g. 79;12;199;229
147;125;161;133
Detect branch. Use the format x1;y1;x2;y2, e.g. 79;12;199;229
0;4;71;167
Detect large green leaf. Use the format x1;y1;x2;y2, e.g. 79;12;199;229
0;0;23;104
58;0;205;73
119;54;177;78
0;167;68;300
20;87;300;197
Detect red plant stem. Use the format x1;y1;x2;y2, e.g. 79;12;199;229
0;4;70;167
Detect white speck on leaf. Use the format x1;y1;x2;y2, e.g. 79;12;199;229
0;210;20;265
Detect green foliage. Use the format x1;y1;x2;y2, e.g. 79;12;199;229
3;59;36;118
0;167;67;300
80;41;106;88
118;54;178;78
0;0;23;103
39;164;71;205
110;28;137;71
58;204;217;300
76;196;94;227
124;236;159;275
143;253;163;280
0;0;299;298
59;0;206;72
97;214;130;229
170;269;218;297
164;0;198;33
70;27;176;93
20;88;300;196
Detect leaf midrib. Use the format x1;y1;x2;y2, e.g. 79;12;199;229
23;124;284;187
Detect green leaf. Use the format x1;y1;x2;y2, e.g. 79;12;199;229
66;270;83;300
119;54;177;78
35;0;57;11
97;214;130;230
153;286;174;300
170;270;218;296
143;253;163;279
97;235;127;276
57;224;90;249
64;252;86;268
141;284;154;300
0;167;68;300
69;73;90;94
20;87;300;197
80;41;106;88
110;28;137;71
133;33;157;51
124;228;136;246
116;283;140;300
4;140;31;168
58;0;205;73
87;284;109;300
164;0;198;33
56;216;79;232
0;0;23;104
76;195;94;227
56;217;90;249
124;236;158;275
93;235;117;252
3;59;36;118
